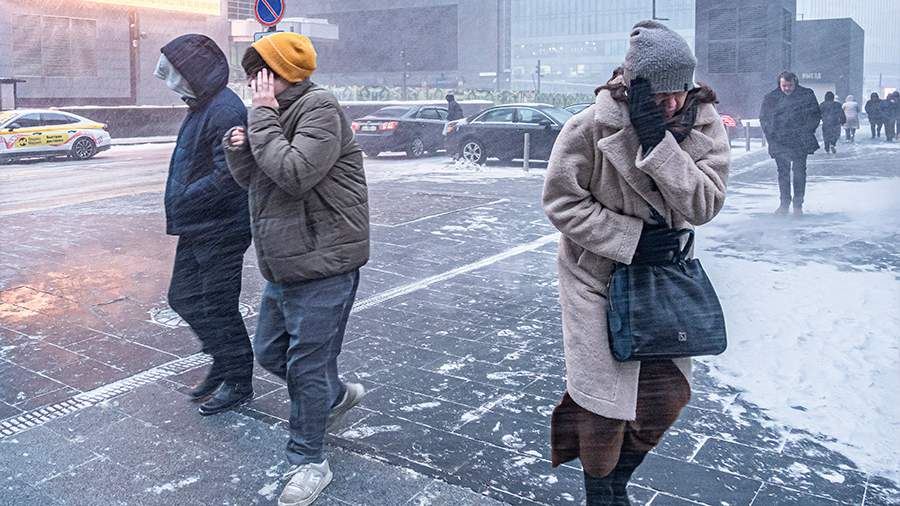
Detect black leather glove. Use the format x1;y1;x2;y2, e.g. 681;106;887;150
628;78;667;155
632;224;682;265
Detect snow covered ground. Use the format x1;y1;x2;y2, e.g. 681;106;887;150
698;149;900;481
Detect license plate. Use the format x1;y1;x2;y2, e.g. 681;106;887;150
361;125;377;132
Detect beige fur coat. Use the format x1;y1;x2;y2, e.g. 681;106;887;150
542;89;730;420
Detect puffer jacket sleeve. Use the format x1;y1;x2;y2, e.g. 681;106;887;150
542;115;644;265
247;96;341;198
181;105;247;202
634;111;729;226
224;126;256;189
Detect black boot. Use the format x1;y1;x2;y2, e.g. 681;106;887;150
584;470;616;506
198;381;253;416
188;360;227;401
609;452;648;505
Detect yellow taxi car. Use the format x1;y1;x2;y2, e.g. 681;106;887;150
0;109;112;163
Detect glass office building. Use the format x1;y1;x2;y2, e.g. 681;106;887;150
510;0;696;93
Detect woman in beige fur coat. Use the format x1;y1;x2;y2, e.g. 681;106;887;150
542;21;730;505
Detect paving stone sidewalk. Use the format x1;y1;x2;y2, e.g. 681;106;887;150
2;151;899;505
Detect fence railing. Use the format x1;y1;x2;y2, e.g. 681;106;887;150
228;82;593;108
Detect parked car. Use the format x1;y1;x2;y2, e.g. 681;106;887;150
564;103;592;115
351;105;449;158
444;103;573;164
0;109;111;164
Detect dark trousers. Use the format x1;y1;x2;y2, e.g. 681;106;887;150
870;121;882;138
774;151;808;207
552;361;690;504
885;119;897;141
254;270;360;466
167;234;254;383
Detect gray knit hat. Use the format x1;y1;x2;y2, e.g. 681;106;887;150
623;20;697;94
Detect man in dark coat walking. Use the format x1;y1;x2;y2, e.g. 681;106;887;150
446;94;464;121
155;34;254;416
865;92;883;139
760;71;821;216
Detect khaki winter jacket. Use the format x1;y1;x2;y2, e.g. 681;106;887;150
224;81;369;283
542;89;730;420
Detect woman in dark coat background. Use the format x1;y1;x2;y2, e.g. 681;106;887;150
820;91;845;153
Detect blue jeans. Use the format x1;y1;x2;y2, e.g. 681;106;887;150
254;270;360;466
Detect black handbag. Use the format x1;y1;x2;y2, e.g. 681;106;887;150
607;227;727;362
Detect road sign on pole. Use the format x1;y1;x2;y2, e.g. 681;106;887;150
254;0;285;28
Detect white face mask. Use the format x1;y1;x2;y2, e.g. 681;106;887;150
154;54;197;99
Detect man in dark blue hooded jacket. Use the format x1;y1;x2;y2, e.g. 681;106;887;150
155;34;254;416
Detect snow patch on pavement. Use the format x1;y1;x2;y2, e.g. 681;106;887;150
145;475;200;494
700;225;900;480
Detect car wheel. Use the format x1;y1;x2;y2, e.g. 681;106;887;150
71;137;97;160
407;136;426;159
460;139;486;164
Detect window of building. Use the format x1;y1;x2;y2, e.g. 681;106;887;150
709;41;737;73
13;15;97;78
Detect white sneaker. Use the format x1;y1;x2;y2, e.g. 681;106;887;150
278;460;333;506
326;383;366;431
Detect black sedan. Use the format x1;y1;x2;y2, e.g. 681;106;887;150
445;104;572;164
351;105;449;158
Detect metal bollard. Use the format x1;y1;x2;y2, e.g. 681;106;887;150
745;123;751;151
523;132;530;172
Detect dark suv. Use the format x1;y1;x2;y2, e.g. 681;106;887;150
445;104;572;164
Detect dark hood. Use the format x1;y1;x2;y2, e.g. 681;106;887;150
161;34;229;108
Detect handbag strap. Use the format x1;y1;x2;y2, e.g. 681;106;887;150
675;229;695;262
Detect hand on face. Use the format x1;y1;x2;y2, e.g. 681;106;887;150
250;68;280;109
628;78;667;154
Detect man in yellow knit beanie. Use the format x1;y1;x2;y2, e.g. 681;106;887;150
224;33;370;506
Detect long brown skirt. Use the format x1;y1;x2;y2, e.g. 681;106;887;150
550;360;691;478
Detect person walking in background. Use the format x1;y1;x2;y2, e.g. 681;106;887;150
820;92;846;154
155;34;255;416
759;71;821;216
446;93;464;121
864;92;883;139
885;91;900;142
842;95;859;142
543;20;729;505
224;33;370;506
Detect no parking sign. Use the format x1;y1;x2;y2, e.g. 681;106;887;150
255;0;285;27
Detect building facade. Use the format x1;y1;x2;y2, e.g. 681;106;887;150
0;0;230;107
695;0;796;119
796;0;899;96
510;0;696;94
286;0;512;91
793;19;864;103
